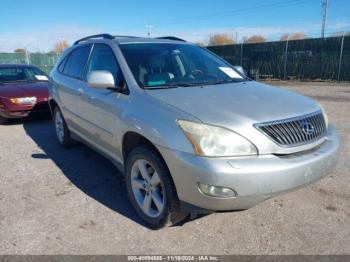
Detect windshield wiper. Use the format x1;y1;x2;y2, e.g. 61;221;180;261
143;79;245;89
0;81;18;84
195;79;246;86
144;82;194;89
0;80;34;84
15;79;37;83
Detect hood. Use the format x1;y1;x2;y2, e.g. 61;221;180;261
145;81;320;127
0;81;49;99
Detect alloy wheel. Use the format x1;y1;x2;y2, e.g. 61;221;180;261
130;159;165;218
55;110;64;144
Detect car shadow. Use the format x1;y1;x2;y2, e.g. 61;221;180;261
2;111;51;126
23;117;146;227
23;117;197;229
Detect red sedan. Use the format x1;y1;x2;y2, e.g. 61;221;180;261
0;64;50;124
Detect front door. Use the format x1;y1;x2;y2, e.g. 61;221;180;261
79;43;126;158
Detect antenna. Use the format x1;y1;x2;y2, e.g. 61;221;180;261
145;24;154;38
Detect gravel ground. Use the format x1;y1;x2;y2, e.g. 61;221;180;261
0;81;349;255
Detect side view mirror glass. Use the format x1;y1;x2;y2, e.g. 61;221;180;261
233;65;246;76
87;70;115;89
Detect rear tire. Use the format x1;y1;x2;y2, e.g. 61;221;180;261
53;107;77;147
125;146;187;229
0;116;8;125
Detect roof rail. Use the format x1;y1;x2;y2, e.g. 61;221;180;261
74;34;114;45
114;35;140;38
156;36;186;42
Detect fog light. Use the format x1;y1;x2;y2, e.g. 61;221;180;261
198;183;237;198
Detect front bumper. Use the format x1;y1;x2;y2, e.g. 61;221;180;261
0;101;49;119
158;125;340;211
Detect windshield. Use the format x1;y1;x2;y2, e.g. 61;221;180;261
0;67;48;84
119;43;246;89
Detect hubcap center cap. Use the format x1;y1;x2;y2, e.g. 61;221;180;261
145;182;152;192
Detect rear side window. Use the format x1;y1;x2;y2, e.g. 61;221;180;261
63;45;91;79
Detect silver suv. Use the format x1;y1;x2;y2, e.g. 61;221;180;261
49;34;340;228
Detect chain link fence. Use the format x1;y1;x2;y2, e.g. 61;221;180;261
0;52;60;74
0;35;349;81
208;35;350;81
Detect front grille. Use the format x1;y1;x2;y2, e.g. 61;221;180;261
255;111;326;147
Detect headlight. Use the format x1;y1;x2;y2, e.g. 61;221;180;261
319;104;329;128
177;120;258;157
0;99;5;109
10;97;37;105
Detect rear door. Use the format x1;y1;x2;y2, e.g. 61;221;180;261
57;44;92;132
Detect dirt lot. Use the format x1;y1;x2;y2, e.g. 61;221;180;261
0;81;349;255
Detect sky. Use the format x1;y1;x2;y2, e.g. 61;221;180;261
0;0;349;52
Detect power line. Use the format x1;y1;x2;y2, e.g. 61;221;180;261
150;0;317;24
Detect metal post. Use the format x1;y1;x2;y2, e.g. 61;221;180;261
145;24;153;38
337;32;345;81
321;0;329;38
240;43;243;66
25;49;31;64
283;37;289;80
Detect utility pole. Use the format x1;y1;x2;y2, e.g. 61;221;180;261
337;31;345;81
145;24;153;38
283;35;289;80
25;49;31;65
321;0;329;38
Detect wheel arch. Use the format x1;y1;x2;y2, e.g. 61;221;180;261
121;131;178;189
122;131;162;164
48;98;59;116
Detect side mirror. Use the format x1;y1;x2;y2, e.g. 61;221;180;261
233;65;246;76
87;70;115;89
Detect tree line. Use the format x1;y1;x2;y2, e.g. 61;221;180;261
14;40;69;54
206;31;350;46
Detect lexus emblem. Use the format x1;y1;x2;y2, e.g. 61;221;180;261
301;122;315;135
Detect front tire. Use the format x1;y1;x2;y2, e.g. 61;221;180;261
53;107;76;147
126;146;186;229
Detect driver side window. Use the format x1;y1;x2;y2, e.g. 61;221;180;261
86;44;123;85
